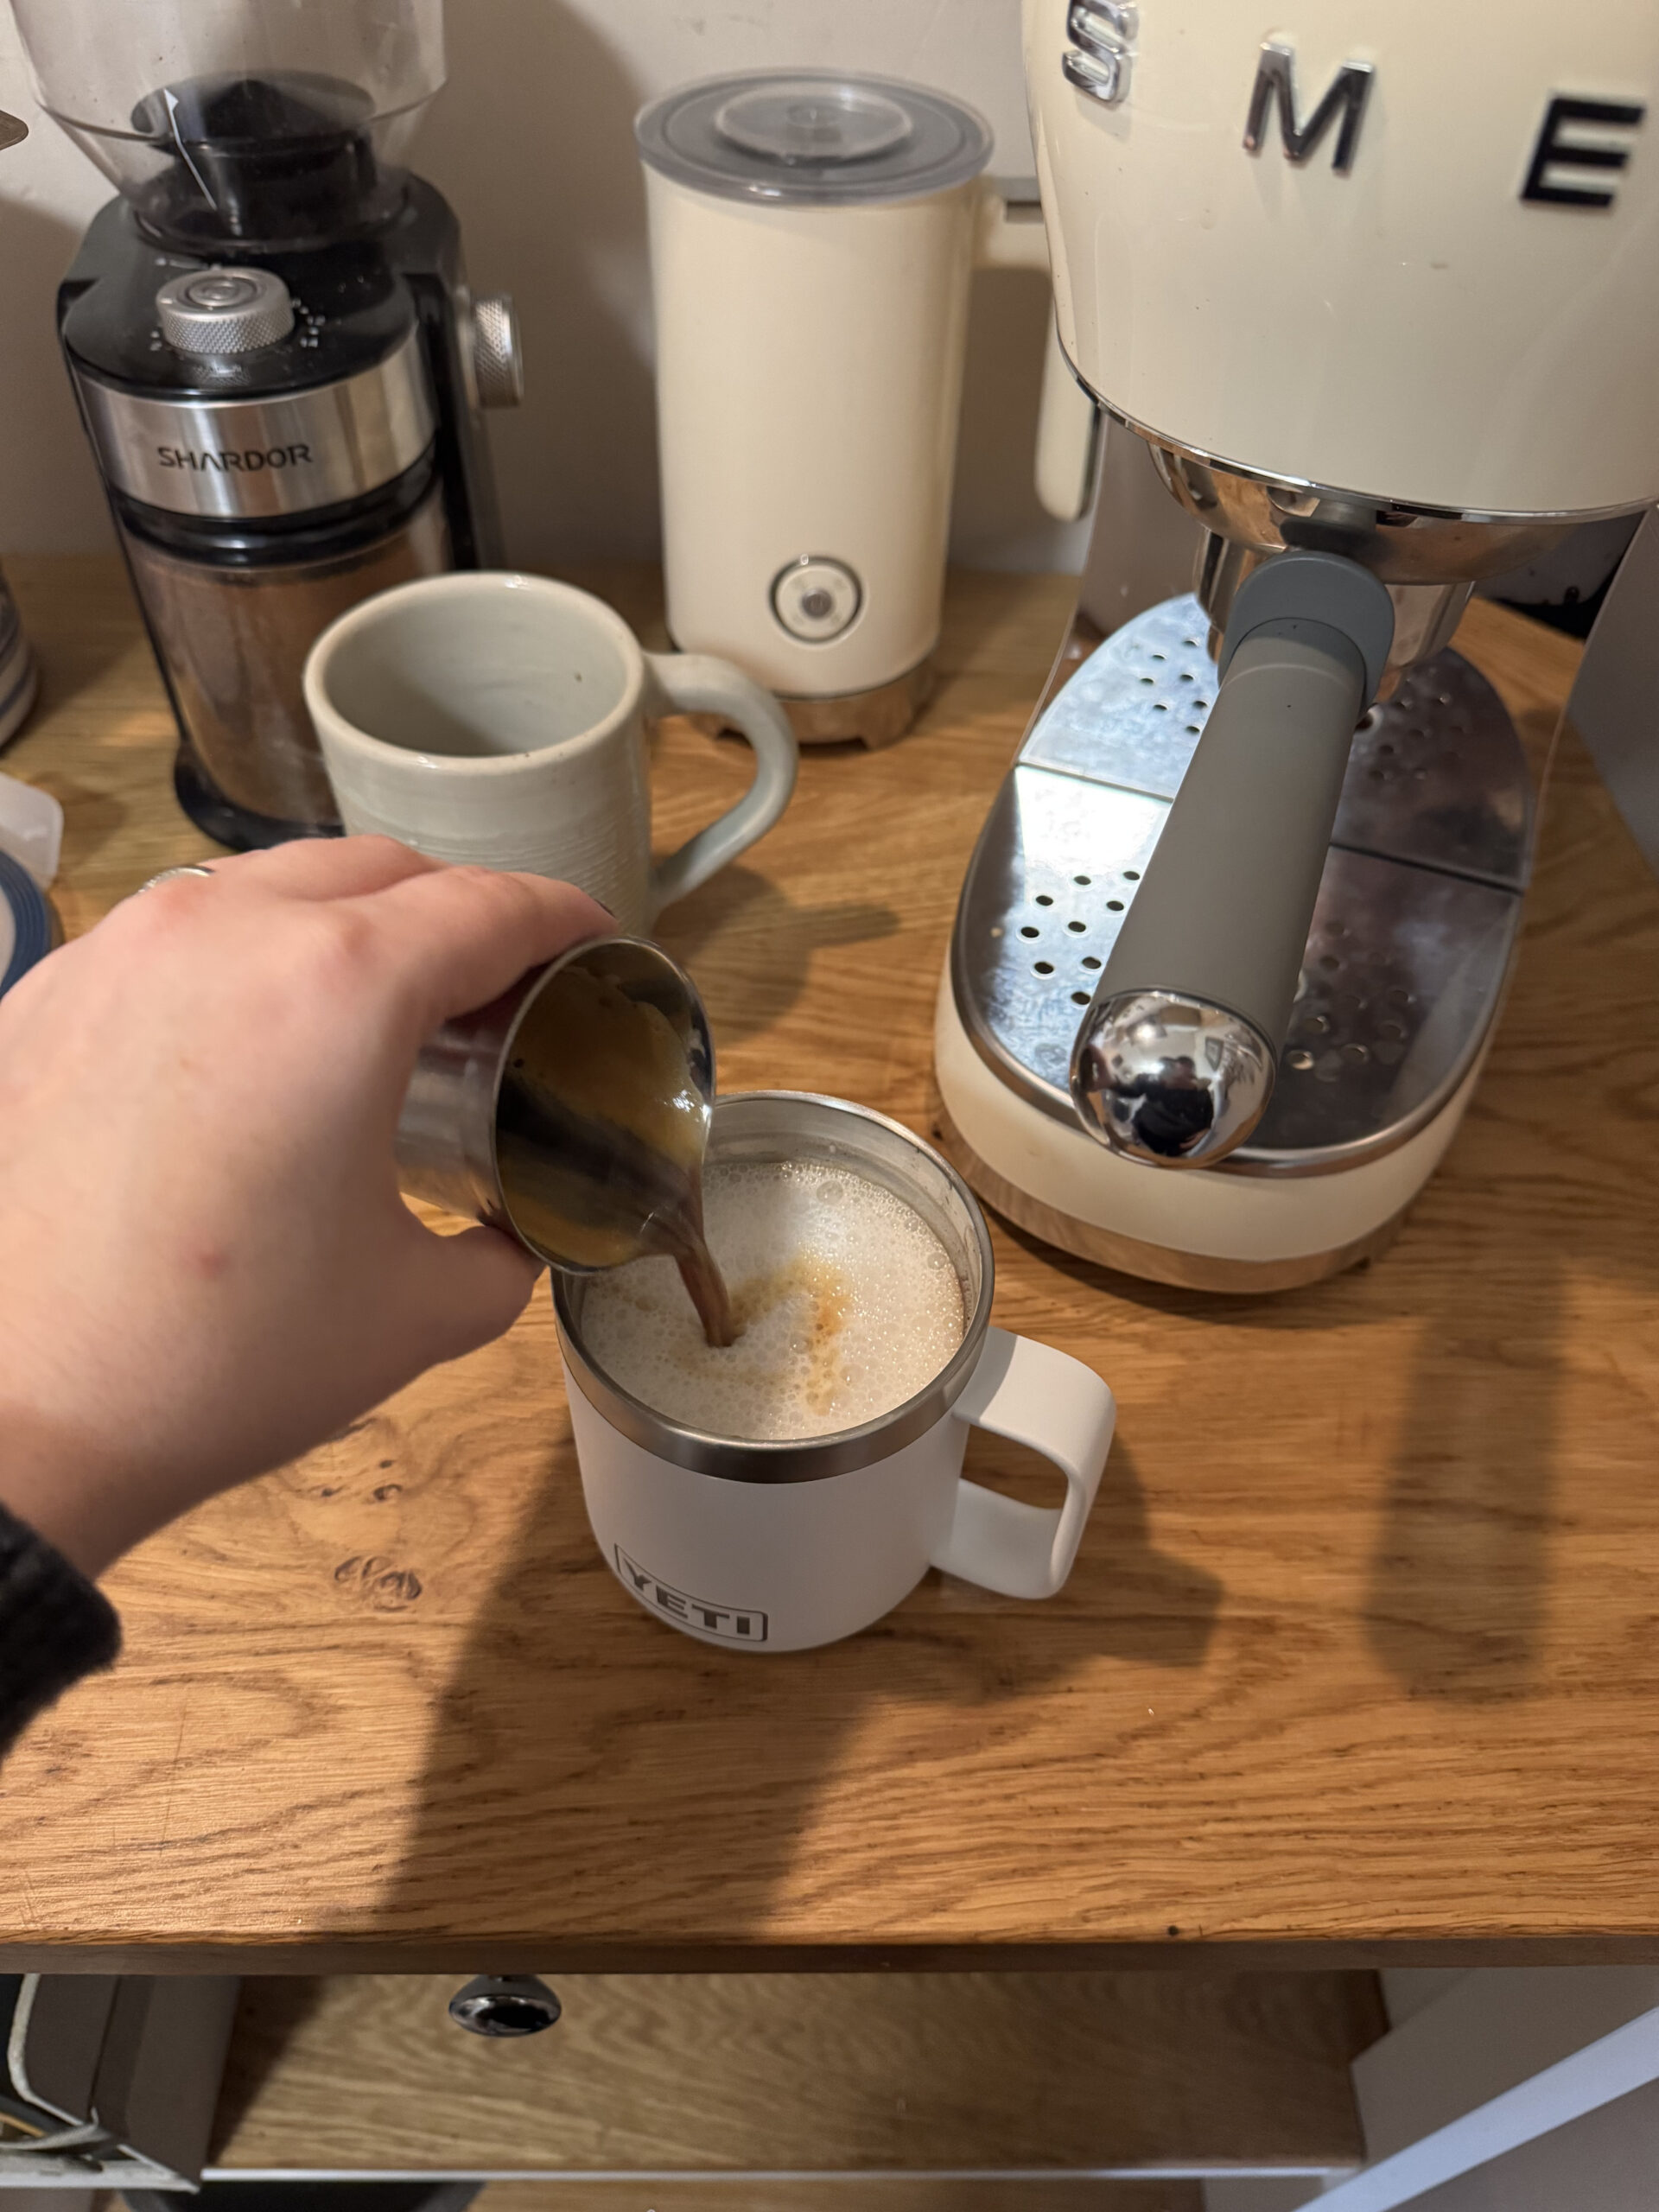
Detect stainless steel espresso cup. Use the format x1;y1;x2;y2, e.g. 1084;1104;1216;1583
395;935;715;1270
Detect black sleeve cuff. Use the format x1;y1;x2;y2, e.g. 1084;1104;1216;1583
0;1498;121;1758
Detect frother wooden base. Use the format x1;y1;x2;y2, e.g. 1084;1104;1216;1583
781;655;935;748
690;655;935;749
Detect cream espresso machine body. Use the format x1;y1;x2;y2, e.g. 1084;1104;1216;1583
639;73;1095;747
935;0;1658;1288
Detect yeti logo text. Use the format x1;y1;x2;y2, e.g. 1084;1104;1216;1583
1243;42;1374;175
615;1548;769;1643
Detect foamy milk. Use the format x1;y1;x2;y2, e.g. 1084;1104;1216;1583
579;1161;967;1440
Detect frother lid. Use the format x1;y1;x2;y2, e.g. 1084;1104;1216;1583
636;70;992;207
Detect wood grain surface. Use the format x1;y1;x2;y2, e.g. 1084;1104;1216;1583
2;556;1656;1968
213;1970;1376;2171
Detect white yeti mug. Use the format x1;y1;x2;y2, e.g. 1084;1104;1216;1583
554;1092;1116;1652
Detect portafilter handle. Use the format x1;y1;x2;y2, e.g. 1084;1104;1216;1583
1070;551;1395;1166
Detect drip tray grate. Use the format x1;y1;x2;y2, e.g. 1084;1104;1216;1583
950;594;1535;1171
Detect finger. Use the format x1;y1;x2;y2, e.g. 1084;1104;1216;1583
226;835;444;903
361;866;613;1028
406;1223;543;1363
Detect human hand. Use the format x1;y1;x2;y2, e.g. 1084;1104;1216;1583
0;839;608;1576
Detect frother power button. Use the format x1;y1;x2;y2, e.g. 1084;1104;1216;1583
771;556;861;641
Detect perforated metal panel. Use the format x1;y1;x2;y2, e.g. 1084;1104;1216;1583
950;594;1535;1173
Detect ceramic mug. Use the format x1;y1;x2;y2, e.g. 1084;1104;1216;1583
553;1091;1116;1652
302;571;798;931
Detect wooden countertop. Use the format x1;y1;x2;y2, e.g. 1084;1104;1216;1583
3;555;1656;1972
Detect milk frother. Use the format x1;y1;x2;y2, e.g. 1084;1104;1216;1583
638;70;1097;747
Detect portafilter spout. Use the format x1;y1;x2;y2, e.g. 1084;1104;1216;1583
1070;551;1395;1166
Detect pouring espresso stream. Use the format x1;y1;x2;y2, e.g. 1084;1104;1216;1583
494;981;735;1344
395;938;738;1345
496;961;735;1345
395;938;964;1377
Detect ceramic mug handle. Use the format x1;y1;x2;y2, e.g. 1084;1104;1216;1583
929;1329;1115;1600
641;652;798;918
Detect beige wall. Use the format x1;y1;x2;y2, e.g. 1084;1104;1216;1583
0;0;1088;574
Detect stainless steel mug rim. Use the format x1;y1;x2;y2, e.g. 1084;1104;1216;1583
553;1090;997;1483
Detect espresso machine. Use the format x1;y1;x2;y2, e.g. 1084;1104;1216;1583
12;0;522;849
935;0;1658;1290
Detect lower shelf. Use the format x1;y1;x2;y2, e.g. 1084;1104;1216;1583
211;1972;1381;2179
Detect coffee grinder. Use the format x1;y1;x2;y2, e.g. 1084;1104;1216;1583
935;0;1658;1290
13;0;523;848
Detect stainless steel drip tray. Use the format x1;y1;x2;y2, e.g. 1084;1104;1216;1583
1025;594;1532;889
952;594;1533;1174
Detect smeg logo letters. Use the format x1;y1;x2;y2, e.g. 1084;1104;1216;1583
1059;3;1647;208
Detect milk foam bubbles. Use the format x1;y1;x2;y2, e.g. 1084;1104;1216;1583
579;1160;967;1440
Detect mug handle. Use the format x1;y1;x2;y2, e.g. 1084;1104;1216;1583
929;1328;1115;1600
641;652;799;918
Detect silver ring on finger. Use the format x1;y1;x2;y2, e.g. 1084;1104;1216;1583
136;863;215;894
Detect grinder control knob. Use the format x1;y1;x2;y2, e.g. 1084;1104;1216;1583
156;267;295;355
471;293;525;408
